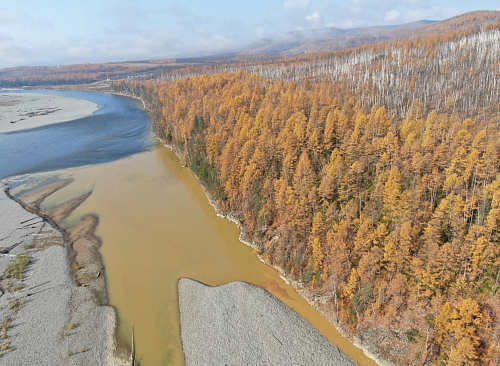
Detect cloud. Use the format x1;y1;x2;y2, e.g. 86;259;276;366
306;12;320;22
0;10;28;24
284;0;310;12
103;5;149;35
303;1;466;29
385;10;401;23
305;12;323;28
254;22;275;39
0;32;12;43
404;7;461;22
0;0;488;68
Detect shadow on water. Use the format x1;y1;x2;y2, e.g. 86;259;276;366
0;90;155;179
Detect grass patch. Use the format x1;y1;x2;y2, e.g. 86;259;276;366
405;328;421;344
7;298;25;312
4;255;30;281
1;318;11;334
11;283;24;292
21;244;34;251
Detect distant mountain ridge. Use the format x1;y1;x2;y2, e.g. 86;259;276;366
236;10;500;57
239;20;436;56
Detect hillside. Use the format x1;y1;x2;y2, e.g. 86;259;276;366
112;10;500;365
3;11;500;89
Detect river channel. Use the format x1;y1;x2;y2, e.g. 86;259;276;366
2;91;377;366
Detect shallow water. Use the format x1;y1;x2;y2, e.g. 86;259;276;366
4;90;378;366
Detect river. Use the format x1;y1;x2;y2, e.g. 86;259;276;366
1;91;377;366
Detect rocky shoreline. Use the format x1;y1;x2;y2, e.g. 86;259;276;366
0;177;128;365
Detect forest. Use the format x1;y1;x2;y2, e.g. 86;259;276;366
0;60;180;88
112;11;500;365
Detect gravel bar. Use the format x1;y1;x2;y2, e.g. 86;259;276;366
0;180;121;365
178;278;358;366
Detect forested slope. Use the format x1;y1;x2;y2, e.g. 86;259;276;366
112;11;500;365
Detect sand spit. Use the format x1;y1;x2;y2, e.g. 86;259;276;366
0;93;98;133
0;178;125;365
66;214;108;306
178;278;358;366
13;179;73;209
43;191;92;223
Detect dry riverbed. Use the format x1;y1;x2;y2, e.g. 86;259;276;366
0;177;126;365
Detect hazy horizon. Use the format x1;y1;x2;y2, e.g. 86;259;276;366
1;0;499;69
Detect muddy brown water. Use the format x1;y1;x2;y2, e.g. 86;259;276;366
37;143;378;366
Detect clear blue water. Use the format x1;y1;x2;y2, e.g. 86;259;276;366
0;90;155;179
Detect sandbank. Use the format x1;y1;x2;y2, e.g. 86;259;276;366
0;93;98;133
178;278;358;366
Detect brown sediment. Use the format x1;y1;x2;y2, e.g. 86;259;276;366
43;191;92;223
11;180;106;303
17;179;73;209
265;279;293;300
66;214;107;306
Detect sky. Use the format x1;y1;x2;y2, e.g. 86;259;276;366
0;0;499;69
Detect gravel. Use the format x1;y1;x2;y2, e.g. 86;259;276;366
0;181;121;365
178;278;358;366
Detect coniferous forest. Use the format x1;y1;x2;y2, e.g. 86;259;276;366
111;12;500;365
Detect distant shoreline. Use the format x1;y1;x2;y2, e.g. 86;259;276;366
0;92;98;133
